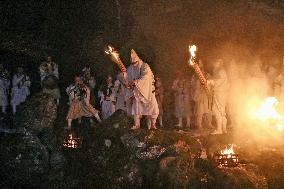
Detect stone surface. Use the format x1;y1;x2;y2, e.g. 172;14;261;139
0;130;49;187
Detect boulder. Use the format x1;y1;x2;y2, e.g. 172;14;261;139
14;92;57;133
0;130;49;187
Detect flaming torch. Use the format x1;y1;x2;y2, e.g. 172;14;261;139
105;45;127;73
188;45;223;114
188;45;210;95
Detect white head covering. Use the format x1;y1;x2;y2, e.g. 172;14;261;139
130;49;142;63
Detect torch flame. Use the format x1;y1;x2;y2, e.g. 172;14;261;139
105;45;119;61
188;45;197;65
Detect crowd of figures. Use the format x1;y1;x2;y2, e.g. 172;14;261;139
0;64;31;116
1;52;284;135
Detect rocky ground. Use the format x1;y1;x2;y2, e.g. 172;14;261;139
1;93;284;188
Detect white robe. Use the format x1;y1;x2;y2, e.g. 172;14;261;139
114;79;127;111
191;75;210;115
11;74;31;106
0;77;10;107
125;62;159;117
172;78;191;118
212;69;229;122
100;84;116;120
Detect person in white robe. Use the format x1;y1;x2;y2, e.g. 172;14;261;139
99;76;116;120
123;49;159;130
172;72;191;128
114;76;127;111
0;64;10;114
11;67;31;114
191;61;212;129
39;56;61;105
209;59;229;135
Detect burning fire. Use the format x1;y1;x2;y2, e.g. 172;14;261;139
221;144;235;157
216;144;239;167
252;97;284;132
188;45;197;65
105;45;119;61
63;134;82;149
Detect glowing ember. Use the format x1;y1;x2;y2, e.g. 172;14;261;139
63;134;82;149
215;144;239;167
252;97;284;132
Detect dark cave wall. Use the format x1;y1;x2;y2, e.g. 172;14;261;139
1;0;283;83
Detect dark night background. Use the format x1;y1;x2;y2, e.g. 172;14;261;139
1;0;283;86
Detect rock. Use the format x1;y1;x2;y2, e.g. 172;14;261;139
38;127;58;151
136;145;166;160
14;92;57;134
211;164;268;189
121;134;144;151
0;131;49;187
104;139;112;148
49;151;66;170
159;156;177;173
118;163;143;188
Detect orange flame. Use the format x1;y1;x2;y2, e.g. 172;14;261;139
221;144;235;156
253;97;284;132
105;45;119;61
188;45;197;65
63;134;79;149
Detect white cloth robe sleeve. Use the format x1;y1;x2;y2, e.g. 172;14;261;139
125;62;159;116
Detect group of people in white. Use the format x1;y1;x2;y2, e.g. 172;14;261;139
0;64;31;115
1;51;283;135
65;49;161;130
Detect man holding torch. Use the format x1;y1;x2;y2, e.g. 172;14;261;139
124;49;159;130
209;59;229;134
188;45;228;135
105;46;159;130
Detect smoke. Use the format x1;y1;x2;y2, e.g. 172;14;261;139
129;0;284;145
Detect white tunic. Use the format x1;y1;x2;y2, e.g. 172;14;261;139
100;84;116;120
172;78;191;118
212;69;228;113
191;75;211;115
0;77;10;106
125;62;159;117
11;74;31;106
114;79;127;111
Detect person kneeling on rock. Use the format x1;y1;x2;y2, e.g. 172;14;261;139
66;74;101;129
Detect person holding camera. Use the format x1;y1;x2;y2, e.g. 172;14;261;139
66;74;101;129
